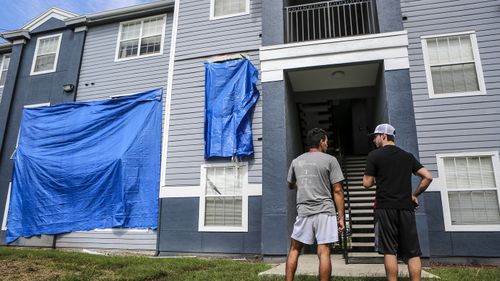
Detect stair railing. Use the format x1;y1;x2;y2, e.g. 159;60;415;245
336;148;352;264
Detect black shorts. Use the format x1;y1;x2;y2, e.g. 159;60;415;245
374;208;422;259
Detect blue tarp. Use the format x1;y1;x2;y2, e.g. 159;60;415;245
204;58;260;159
6;88;163;243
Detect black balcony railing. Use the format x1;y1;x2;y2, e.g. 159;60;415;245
285;0;378;43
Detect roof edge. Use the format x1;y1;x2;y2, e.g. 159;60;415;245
0;30;31;42
65;0;175;27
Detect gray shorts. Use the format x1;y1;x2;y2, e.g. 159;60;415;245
291;213;339;245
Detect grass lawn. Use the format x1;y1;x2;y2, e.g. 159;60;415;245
1;246;500;281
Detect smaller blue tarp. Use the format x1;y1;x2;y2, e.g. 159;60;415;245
204;58;260;159
6;88;163;243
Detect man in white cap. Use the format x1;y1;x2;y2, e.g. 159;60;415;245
363;123;433;281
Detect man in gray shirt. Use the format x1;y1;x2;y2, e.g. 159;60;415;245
286;128;345;281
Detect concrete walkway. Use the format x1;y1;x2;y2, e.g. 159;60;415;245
259;255;440;279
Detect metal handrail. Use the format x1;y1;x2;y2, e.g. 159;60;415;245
285;0;378;43
336;146;352;264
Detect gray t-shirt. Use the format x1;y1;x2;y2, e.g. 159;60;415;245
287;152;344;217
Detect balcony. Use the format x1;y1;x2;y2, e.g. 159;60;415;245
285;0;379;43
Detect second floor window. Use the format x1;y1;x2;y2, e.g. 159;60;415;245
0;53;11;87
422;32;486;98
116;15;165;60
31;34;62;75
211;0;249;19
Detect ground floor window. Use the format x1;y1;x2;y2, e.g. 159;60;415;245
198;163;248;232
437;151;500;231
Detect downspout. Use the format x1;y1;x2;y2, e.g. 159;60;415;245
156;0;180;256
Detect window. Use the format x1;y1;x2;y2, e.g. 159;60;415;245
210;0;249;20
10;103;50;160
199;163;248;232
31;34;62;75
2;182;12;231
0;53;11;87
116;15;166;61
437;152;500;231
422;32;486;98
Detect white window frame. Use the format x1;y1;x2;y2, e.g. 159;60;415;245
114;15;167;62
10;103;50;160
421;31;486;99
0;53;11;88
30;34;62;76
1;182;12;231
436;151;500;232
198;162;249;232
210;0;250;20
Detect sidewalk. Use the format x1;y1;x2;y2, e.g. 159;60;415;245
259;255;440;279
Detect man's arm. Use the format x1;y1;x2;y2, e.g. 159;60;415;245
363;175;375;189
412;167;433;207
332;182;345;232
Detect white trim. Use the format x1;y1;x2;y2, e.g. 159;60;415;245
24;102;50;108
114;14;167;62
1;182;12;231
260;30;410;82
23;8;78;31
210;0;250;20
74;26;88;33
159;184;262;198
91;228;153;233
10;103;51;160
436;151;500;232
421;31;487;99
161;186;201;198
12;39;27;45
30;33;62;76
160;0;180;189
0;53;11;88
198;163;249;232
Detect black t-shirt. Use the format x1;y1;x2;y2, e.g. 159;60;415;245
364;145;423;210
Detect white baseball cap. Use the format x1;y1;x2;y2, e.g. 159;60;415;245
368;123;396;136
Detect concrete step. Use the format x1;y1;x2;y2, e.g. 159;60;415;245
346;191;375;197
348;196;375;203
347;252;384;264
350;203;375;209
350;209;374;215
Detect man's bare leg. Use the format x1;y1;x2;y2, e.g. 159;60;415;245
286;239;303;281
407;256;421;281
384;254;398;281
317;244;331;281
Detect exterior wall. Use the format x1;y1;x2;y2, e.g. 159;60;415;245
0;21;85;246
384;68;429;257
402;0;500;258
159;0;263;255
159;197;262;254
57;11;174;251
75;14;173;101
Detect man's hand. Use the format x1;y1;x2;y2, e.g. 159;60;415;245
412;194;419;209
337;217;345;233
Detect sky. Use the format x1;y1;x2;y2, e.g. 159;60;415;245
0;0;158;35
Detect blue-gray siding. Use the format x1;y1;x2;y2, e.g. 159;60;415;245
402;0;500;257
159;197;262;254
164;53;262;187
164;0;262;187
57;12;174;251
75;13;173;101
0;20;85;246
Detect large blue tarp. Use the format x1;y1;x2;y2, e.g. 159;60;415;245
6;88;163;243
204;59;260;159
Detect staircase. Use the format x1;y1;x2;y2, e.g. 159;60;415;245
342;155;383;264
